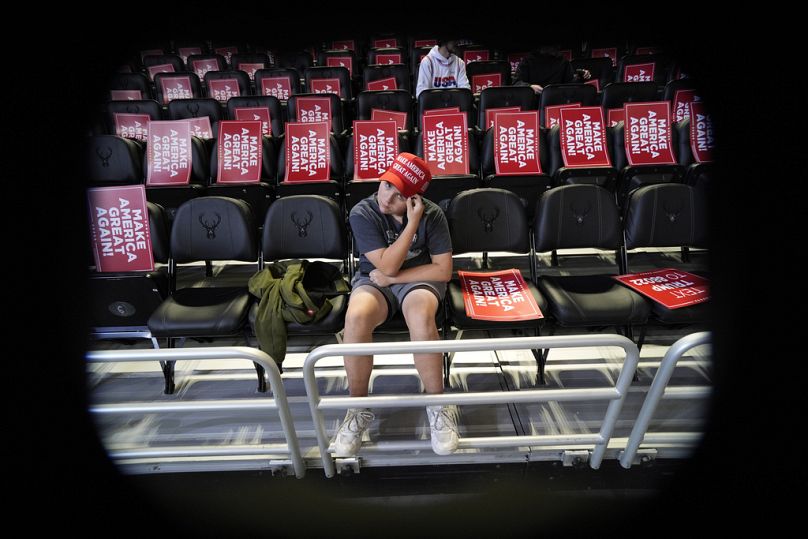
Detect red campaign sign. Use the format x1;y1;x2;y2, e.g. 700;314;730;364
296;96;332;128
507;53;528;73
591;48;617;66
234;107;272;136
214;46;238;63
494;111;542;175
559;49;573;61
672;89;701;123
285;121;331;182
260;77;292;100
332;40;356;51
191;58;220;79
559;106;611;168
159;75;194;104
186;117;212;139
624;101;676;166
146;121;192;185
471;72;503;94
239;63;264;80
485;107;521;130
140;49;164;61
613;269;708;309
422;112;469;176
374;38;398;48
87;185;154;273
310;78;341;96
415;39;437;47
110;90;142;101
376;53;402;65
423;106;460;117
178;47;202;63
326;56;353;73
352;120;399;180
216;120;263;183
114;113;150;142
585;79;601;91
208;78;241;103
147;63;175;80
608;108;625;127
367;77;398;91
544;103;581;129
463;50;490;64
371;108;407;131
458;269;543;321
689;101;714;163
624;63;655;82
635;47;657;55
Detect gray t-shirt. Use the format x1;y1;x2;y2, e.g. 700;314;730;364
349;193;452;275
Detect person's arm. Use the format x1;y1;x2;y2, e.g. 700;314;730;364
363;195;426;276
415;56;432;98
456;58;470;90
371;252;452;285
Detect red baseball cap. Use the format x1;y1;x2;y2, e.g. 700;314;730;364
379;152;432;198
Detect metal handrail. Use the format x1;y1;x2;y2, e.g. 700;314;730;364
86;347;305;478
303;334;640;477
619;332;711;469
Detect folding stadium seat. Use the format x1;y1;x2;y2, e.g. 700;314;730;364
622;183;710;329
230;53;271;81
286;93;348;138
367;47;407;66
142;54;185;79
248;195;351;379
104;99;163;138
458;46;500;65
445;188;550;384
275;131;345;201
173;42;207;65
616;54;675;89
203;70;253;104
538;83;598;128
166;97;223;145
210;43;244;67
545;118;618;190
185;54;227;82
416;88;475;132
355;89;414;135
533;184;650;340
254;68;301;111
476;86;537;131
153;72;203;106
343;131;412;212
663;78;697;103
464;61;511;96
369;34;405;50
362;64;411;94
147;196;259;394
137;46;169;68
276;51;312;79
303;66;353;101
570;57;615;91
600;81;660;114
413;126;481;209
225;95;284;138
317;49;360;79
109;72;152;100
675;115;715;192
86;135;143;185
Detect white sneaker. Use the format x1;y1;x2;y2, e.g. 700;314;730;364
426;405;460;455
332;408;374;457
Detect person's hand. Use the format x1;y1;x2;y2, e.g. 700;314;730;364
530;84;543;94
582;69;592;80
406;194;425;224
369;269;393;287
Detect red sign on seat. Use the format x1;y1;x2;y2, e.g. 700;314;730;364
216;121;263;183
545;103;580;129
332;40;355;51
374;38;398;48
285;121;331;182
261;77;292;100
367;77;398;91
458;269;543;321
463;50;489;63
591;48;617;66
310;78;341;96
485;107;520;130
147;63;175;80
624;101;676;166
422;112;469;176
423;106;460;117
191;58;220;79
234;107;272;136
208;78;240;103
689;102;714;163
186;117;212;139
178;47;202;64
376;53;402;65
114;113;149;142
239;63;264;80
608;108;625;127
493;111;542;175
559;106;611;168
614;269;708;309
326;56;353;73
352;120;399;180
146;121;192;185
624;63;655;82
371;108;407;131
159;75;194;104
110;90;143;101
672;89;701;123
585;79;601;91
87;185;154;272
296;96;332;127
471;72;502;94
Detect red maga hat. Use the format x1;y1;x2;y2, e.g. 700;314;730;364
379;152;432;198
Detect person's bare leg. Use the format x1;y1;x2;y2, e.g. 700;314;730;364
401;289;443;394
342;286;388;397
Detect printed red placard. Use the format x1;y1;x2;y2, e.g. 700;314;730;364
458;269;543;321
608;108;625;127
485;106;520;130
114;113;150;142
159;75;194;104
147;63;175;80
285;121;331;182
208;78;241;103
624;63;655;82
326;56;353;73
260;77;292;100
352;120;399;180
186;117;213;139
191;58;220;79
559;106;611;167
672;89;700;123
216;120;263;183
494;111;542;175
421;112;469;176
471;72;502;94
296;96;332;127
177;47;202;64
332;40;356;51
423;106;460;117
374;38;398;48
613;269;708;309
367;77;398;91
310;78;341;96
375;53;402;65
371;108;407;131
635;47;657;55
463;50;489;63
239;63;264;80
689;102;714;163
234;107;272;136
544;103;581;129
591;47;617;66
146;120;192;185
87;185;154;272
624;101;676;165
110;90;143;101
415;39;437;47
214;46;238;63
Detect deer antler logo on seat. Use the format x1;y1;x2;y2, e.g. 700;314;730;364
199;212;222;239
97;147;113;167
570;201;591;225
663;200;683;223
291;210;313;237
477;207;499;232
187;102;200;117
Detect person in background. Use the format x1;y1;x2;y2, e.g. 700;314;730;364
416;38;471;97
515;45;592;95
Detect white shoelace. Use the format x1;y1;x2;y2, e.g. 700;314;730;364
339;409;374;434
430;407;459;434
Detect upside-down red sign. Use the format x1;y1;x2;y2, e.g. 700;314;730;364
624;101;676;166
159;75;193;104
559;106;611;167
624;63;655;82
689;102;714;163
613;269;708;309
472;73;502;94
371;108;407;131
352;120;398;180
87;185;154;272
260;77;291;100
421;112;469;176
234;107;271;136
146;120;192;185
459;269;543;321
494;111;542;175
285;121;331;182
216;120;263;183
367;77;398;91
545;103;581;129
114;113;150;142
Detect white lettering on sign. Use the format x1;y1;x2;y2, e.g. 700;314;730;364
497;119;536;169
151;129;189;177
694;113;714;153
563;114;605;160
222;127;260;176
95;199;148;263
163;78;192;103
629;110;669;159
290;130;328;176
425;121;464;171
114;113;149;142
300;104;330;124
210;79;240;102
467;276;527;312
359;129;396;175
261;78;290;100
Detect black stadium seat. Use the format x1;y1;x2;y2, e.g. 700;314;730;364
367;47;407;66
104;99;163;136
203;70;252;101
166;97;223;139
476;86;537;131
142;135;209;219
570;57;615;90
276;50;313;77
600;82;659;112
355;89;414;134
153;72;203;105
317;49;360;78
617;54;675;87
86;135;144;185
286;93;347;137
416;88;475;131
109;72;152;100
464;61;512;94
142;53;185;74
225;95;284;138
362;64;411;93
538;83;598;128
303;66;353;100
546;123;618;189
254;68;301;104
675;116;714;191
230;53;271;74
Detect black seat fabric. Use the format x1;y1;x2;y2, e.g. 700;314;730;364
417;88;475;130
143;54;185;74
287;93;345;135
86;135;143;184
203;70;252;100
600;82;659;111
362;65;411;93
166;97;223;136
225;95;284;138
356;89;414;132
153;72;203;105
109;72;152;99
538;83;598;126
304;66;352;100
105;99;163;136
476;86;537;130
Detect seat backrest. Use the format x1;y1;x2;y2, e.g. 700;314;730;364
447;188;529;254
142;54;185;73
105;99;163;135
277;51;313;74
417;88;475;129
477;86;537;130
231;53;271;73
413;130;480;175
465;61;512;92
276;134;345;181
225;95;284;138
317;50;359;77
141;135;210;184
171;196;257;263
355;89;413;131
534;184;620;251
570;57;615;89
610;121;679;170
262;195;348;260
109;72;152;99
286;93;345;134
624;183;707;249
546;124;617;177
254;67;301;99
539;83;599;127
600;82;659;111
86;135;143;184
481;127;549;178
153;72;203;105
362;65;411;92
367;47;406;65
663;78;696;102
174;42;207;63
344;132;412;179
209;135;277;182
167;97;223;134
303;66;352;100
186;54;228;80
203;70;252;99
147;201;171;264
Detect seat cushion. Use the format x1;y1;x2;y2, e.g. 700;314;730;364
248;293;348;334
148;287;252;337
537;274;650;326
447;279;547;329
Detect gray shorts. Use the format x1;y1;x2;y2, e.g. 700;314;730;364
350;273;447;322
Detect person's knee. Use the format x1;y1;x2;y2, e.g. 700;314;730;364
345;289;388;333
402;290;439;334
